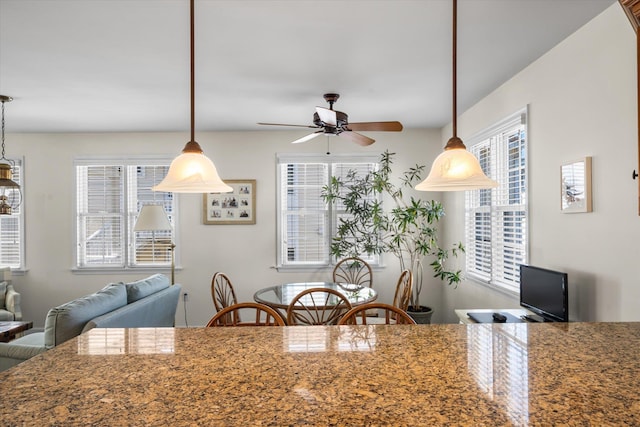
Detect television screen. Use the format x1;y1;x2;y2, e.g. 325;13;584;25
519;265;568;322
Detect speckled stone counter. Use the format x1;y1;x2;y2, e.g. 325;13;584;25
1;322;640;426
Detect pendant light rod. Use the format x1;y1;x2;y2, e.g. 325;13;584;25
0;95;14;162
452;0;457;140
190;0;195;144
182;0;201;154
446;0;464;150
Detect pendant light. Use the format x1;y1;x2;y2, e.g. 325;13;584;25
415;0;498;192
0;95;21;215
153;0;232;194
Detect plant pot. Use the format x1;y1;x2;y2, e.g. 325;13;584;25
407;306;434;324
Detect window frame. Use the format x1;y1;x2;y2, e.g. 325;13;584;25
464;108;528;294
276;153;380;270
73;156;178;273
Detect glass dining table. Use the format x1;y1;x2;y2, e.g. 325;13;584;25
253;281;377;314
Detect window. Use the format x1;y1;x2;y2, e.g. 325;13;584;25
465;108;528;293
0;159;24;270
276;154;379;268
75;157;176;270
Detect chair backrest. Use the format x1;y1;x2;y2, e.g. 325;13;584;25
206;302;286;327
211;272;239;312
392;270;413;312
287;288;353;325
338;303;417;325
332;257;373;289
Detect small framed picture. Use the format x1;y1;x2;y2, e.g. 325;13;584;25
561;157;592;213
203;179;256;224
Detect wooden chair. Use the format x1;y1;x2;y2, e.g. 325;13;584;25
287;288;353;325
332;257;373;289
338;303;417;325
360;269;413;322
206;302;286;327
392;269;413;312
210;272;239;312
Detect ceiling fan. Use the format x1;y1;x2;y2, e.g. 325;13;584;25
257;93;403;146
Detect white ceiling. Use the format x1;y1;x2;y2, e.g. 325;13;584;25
0;0;617;133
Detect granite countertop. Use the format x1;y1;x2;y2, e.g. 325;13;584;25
1;322;640;426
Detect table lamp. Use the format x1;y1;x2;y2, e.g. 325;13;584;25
133;205;175;285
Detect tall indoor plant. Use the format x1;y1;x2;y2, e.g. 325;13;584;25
322;150;463;322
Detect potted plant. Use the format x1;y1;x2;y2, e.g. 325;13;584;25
321;150;463;323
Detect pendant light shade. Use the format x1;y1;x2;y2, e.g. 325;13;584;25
415;138;498;191
153;144;232;193
153;0;232;194
416;0;497;192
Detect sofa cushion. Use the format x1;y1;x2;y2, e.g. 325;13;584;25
44;283;127;348
83;283;181;332
125;274;169;303
0;281;6;309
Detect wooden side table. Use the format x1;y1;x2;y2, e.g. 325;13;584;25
0;321;33;342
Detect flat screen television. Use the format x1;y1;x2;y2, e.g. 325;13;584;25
519;264;569;322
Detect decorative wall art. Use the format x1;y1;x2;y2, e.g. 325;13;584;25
561;157;592;213
203;179;256;224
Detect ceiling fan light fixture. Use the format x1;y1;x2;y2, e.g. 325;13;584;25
258;93;402;146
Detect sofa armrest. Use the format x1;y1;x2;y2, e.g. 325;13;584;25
0;342;47;361
5;284;21;321
0;333;47;371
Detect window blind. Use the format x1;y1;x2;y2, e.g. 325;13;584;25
277;154;378;268
280;162;329;265
465;109;528;293
75;158;174;270
76;165;125;267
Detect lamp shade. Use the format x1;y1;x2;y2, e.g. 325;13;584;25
134;205;172;232
152;151;232;193
415;147;498;191
153;151;232;193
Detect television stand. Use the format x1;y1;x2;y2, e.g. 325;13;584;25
454;308;536;324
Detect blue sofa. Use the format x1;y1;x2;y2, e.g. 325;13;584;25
0;274;181;371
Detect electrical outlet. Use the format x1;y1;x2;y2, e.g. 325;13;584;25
183;292;189;302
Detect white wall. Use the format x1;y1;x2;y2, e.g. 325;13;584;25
441;4;638;323
9;128;447;327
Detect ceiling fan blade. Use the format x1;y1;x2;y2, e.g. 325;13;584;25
292;131;323;144
346;121;403;132
315;107;337;126
257;122;319;129
339;131;375;147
